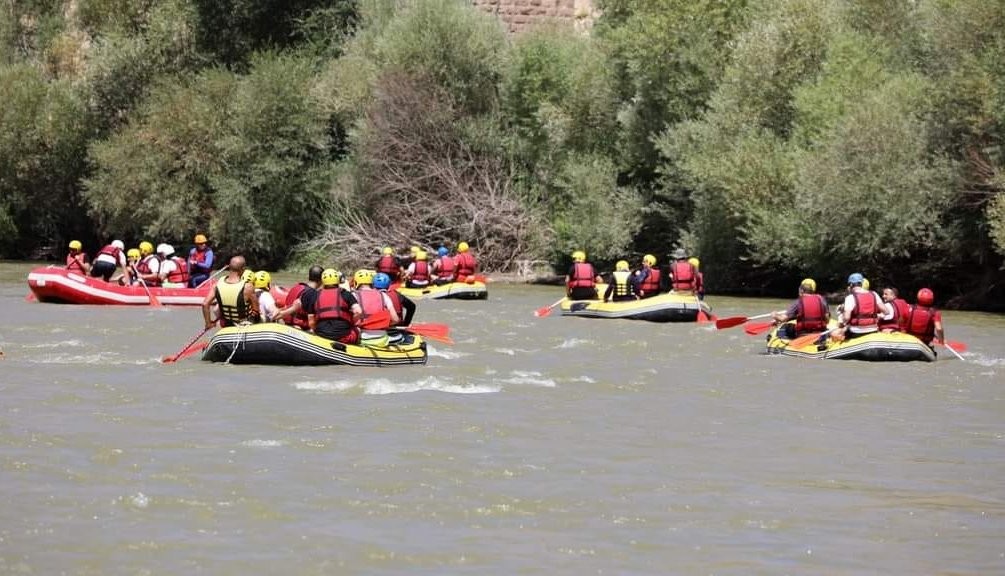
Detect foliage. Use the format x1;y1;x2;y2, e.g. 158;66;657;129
0;64;91;257
84;52;332;266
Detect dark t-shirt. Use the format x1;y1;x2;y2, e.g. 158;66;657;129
306;287;358;340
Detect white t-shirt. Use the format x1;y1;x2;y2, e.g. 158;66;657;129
843;289;893;334
406;263;429;286
140;255;160;275
257;290;278;321
158;259;177;279
96;249;128;268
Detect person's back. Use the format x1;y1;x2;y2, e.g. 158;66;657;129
253;271;278;322
90;240;127;281
376;247;401;280
905;288;943;345
566;250;598;300
432;247;456;284
406;252;431;288
840;273;891;338
455;242;477;281
669;249;696;292
310;269;361;344
214;273;252;327
604;261;636;302
636;254;661;298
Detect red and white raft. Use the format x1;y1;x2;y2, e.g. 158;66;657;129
26;267;212;306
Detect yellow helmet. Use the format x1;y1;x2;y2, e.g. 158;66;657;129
68;240;82;251
410;246;420;255
615;260;629;272
862;278;870;291
800;278;816;292
572;250;586;263
458;241;469;253
688;257;700;270
241;269;255;283
194;233;208;244
353;269;375;286
643;254;656;267
416;250;428;261
139;241;154;256
382;246;393;256
254;271;271;289
127;248;141;259
321;268;341;287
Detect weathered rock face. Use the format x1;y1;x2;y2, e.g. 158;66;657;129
471;0;596;33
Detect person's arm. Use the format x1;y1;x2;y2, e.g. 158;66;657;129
934;311;945;343
400;296;416;326
603;283;613;302
774;301;799;323
202;250;214;272
243;283;259;318
202;287;217;329
274;298;302;321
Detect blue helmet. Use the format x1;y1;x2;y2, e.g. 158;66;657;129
847;272;864;285
373;272;391;290
437;246;448;257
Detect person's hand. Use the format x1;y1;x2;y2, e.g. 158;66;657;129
204;319;215;330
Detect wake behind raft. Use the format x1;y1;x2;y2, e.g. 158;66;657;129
201;324;428;366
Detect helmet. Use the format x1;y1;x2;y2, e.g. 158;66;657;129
800;278;816;292
643;254;656;267
615;260;629;272
673;248;687;260
158;243;175;257
254;271;271;290
382;246;393;256
917;288;934;306
847;272;864;285
410;246;420;255
458;241;469;253
437;246;448;257
127;248;141;259
242;269;255;283
353;269;374;287
68;240;82;251
194;233;208;244
373;272;391;290
862;278;870;291
572;250;586;263
321;268;340;287
308;265;323;283
416;250;428;261
111;240;125;251
688;257;700;270
139;241;154;256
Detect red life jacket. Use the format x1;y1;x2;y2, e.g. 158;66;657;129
136;255;157;275
795;294;828;332
315;287;354;322
386;290;404;321
849;291;878;327
567;262;596;289
639;267;661;294
411;261;430;283
905;305;936;343
66;253;88;273
167;256;189;284
283;283;311;329
879;298;909;330
97;244;122;263
456;252;477;277
356;289;391;329
670;261;695;291
189;248;208;266
376;255;399;277
436;256;456;279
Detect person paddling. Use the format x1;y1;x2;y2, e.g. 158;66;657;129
772;278;829;339
352;269;399;332
90;240;127;282
274;265;323;330
374;272;416;327
454;241;478;282
819;272;892;349
308;268;363;344
375;247;402;282
604;260;639;303
404;250;431;289
65;240;91;275
432;247;457;285
566;250;601;300
905;288;945;348
202;256;257;329
634;254;663;299
669;248;697;294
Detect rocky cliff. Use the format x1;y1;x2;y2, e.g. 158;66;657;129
471;0;596;33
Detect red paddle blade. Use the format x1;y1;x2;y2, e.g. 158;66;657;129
409;322;450;336
534;306;553;318
789;331;826;348
744;321;774;335
25;292;36;302
715;316;748;330
696;309;711;323
360;309;392;330
936;339;967;352
149;294;162;307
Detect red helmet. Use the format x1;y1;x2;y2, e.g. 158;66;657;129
917;288;934;306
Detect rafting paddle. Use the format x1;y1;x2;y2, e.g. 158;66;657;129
789;329;831;349
136;278;162;307
937;339;967;352
934;339;966;361
715;312;774;330
162;327;212;363
534;296;566;318
744;321;775;336
405;323;454;345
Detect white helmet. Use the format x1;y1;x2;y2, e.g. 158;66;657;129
156;243;174;256
111;240;125;251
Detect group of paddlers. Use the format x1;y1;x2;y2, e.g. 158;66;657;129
565;248;704;302
772;273;946;348
64;235;215;289
200;242;479;346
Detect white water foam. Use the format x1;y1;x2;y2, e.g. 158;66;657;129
428;347;470;360
970;354;1004;367
23;339;85;349
24;353;155;365
293;380;357;393
568;375;596;384
500;370;557;388
241;439;285;448
556;338;591;349
365;376;499;395
494;348;516;356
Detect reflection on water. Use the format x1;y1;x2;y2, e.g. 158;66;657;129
1;267;1004;574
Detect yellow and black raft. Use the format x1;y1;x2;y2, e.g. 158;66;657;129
202;323;428;366
765;322;935;362
560;289;712;323
396;280;488;300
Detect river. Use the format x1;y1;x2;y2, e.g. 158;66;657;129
1;261;1003;574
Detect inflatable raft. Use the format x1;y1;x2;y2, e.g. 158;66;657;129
396;280;488;300
766;323;936;362
560;289;711;322
26;266;211;305
201;323;428;366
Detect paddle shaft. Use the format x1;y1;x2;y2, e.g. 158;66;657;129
936;340;965;361
163;327;212;363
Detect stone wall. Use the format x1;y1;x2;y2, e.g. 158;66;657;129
471;0;596;33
